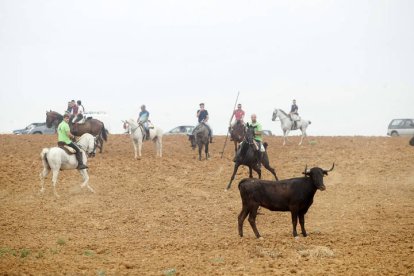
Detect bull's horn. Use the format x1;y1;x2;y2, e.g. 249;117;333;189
324;163;335;172
303;164;309;174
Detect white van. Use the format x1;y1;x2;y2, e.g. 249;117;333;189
387;119;414;136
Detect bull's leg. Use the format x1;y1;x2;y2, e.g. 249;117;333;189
39;167;49;194
262;153;278;181
247;205;261;238
51;169;60;198
226;163;240;190
298;213;307;237
291;211;299;237
238;205;249;237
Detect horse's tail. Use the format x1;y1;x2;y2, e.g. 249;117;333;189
101;124;108;141
41;148;50;169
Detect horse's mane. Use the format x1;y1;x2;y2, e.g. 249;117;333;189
277;109;288;117
127;119;138;128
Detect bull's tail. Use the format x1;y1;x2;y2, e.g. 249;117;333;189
101;124;108;141
41;148;50;169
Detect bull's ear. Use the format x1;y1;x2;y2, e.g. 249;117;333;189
323;171;329;176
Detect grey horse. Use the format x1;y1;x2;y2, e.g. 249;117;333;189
189;123;210;161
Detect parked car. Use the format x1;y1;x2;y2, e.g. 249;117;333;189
165;125;195;135
387;119;414;136
13;123;56;135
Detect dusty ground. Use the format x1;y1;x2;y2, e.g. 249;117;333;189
0;134;413;275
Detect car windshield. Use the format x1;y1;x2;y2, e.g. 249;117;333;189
390;120;403;126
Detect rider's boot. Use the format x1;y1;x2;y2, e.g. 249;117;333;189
76;151;88;170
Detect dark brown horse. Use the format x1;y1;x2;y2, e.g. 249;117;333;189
230;120;246;154
46;111;108;153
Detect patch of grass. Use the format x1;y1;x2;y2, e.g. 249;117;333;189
35;250;44;259
50;247;60;255
20;248;30;258
0;248;18;257
57;238;66;246
97;270;106;276
163;268;176;276
210;257;225;263
84;250;95;257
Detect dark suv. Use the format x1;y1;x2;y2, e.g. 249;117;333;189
13;123;56;135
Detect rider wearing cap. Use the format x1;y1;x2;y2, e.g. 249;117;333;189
196;103;213;143
58;113;88;170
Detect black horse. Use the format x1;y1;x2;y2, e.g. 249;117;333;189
226;124;278;190
189;123;210;161
230;120;246;154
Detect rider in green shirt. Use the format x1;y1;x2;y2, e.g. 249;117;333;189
250;114;263;166
58;114;88;170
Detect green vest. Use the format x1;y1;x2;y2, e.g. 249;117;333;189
251;122;262;142
58;121;71;144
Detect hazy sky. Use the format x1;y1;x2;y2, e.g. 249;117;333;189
1;0;413;135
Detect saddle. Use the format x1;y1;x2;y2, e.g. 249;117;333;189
57;142;76;155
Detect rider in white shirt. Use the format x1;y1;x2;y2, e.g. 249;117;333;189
73;100;85;123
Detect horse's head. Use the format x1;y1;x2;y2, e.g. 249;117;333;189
46;111;62;128
188;134;196;150
77;133;96;157
272;109;278;121
245;123;255;145
231;121;246;142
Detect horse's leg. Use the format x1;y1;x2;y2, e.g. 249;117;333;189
80;169;94;193
205;142;209;160
39;167;49;194
283;129;290;146
198;143;202;161
98;135;104;153
138;140;142;158
51;169;60;198
157;137;163;157
249;166;253;178
226;163;240;190
132;140;138;159
252;164;262;179
262;153;278;181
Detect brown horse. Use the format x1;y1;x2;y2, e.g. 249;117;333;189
46;111;108;153
230;120;246;154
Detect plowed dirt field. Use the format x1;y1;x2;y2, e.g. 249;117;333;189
0;134;413;275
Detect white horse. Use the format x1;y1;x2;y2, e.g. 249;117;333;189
123;119;163;159
272;108;311;146
39;133;96;197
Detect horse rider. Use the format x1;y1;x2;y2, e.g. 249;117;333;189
196;103;213;143
229;103;245;128
289;99;299;129
70;100;78;123
66;100;73;114
138;105;150;140
58;113;88;170
250;114;264;166
73;100;85;124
